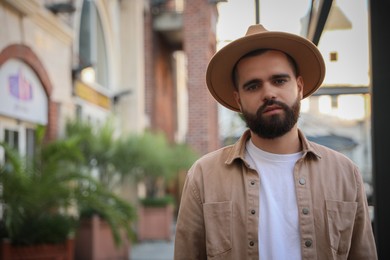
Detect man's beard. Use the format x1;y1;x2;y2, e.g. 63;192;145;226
241;97;301;139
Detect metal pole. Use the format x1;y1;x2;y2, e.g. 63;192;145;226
255;0;260;24
370;0;390;258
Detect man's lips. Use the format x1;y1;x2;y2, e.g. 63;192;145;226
263;105;283;114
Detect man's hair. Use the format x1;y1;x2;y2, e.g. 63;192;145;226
231;49;299;90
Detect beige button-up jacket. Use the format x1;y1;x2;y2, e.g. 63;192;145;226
174;130;377;260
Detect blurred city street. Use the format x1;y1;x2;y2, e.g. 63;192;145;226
1;0;389;258
130;222;175;260
131;239;174;260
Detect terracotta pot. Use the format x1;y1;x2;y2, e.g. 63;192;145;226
74;215;130;260
138;204;173;241
0;239;74;260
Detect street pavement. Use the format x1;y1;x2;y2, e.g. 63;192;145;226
130;239;174;260
130;222;175;260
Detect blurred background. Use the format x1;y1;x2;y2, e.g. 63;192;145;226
0;0;387;259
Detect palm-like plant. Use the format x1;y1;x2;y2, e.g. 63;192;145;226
0;126;135;246
115;131;199;200
65;119;198;202
65;119;131;190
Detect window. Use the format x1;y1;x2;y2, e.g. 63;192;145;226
4;129;19;150
0;123;36;163
79;0;109;87
25;128;36;161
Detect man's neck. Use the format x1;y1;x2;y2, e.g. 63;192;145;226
250;126;302;154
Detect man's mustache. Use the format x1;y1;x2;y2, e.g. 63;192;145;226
257;99;288;115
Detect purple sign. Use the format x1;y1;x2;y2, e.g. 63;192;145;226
8;69;33;101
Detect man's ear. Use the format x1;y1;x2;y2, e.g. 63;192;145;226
233;91;242;111
297;76;304;99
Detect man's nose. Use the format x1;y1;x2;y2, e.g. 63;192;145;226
262;84;276;102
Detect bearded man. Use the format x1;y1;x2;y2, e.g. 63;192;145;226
174;24;377;260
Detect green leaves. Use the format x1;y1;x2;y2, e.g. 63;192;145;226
0;142;80;244
0;128;136;246
64;119;198;198
0;118;198;246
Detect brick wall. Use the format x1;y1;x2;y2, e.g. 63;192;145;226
184;0;220;155
144;5;176;142
144;0;220;154
153;36;176;141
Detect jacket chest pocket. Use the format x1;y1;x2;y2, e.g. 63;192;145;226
325;200;357;256
203;201;232;258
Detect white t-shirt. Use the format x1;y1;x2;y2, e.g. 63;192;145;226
245;139;303;260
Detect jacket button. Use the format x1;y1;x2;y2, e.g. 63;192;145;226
250;180;255;185
299;178;306;185
302;208;309;215
251;209;256;215
249;241;255;246
305;239;312;247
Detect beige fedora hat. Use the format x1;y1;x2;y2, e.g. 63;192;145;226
206;24;326;112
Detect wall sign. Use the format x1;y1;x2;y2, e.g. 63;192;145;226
0;59;48;124
75;80;111;109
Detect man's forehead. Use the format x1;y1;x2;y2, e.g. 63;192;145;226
237;49;298;76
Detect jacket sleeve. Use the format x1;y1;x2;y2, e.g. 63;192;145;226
174;166;207;260
348;166;377;259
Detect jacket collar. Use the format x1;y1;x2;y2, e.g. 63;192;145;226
225;129;322;165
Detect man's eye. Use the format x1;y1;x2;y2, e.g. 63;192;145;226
244;84;258;91
274;79;287;85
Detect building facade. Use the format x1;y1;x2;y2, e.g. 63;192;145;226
0;0;222;163
145;0;221;155
0;0;146;161
0;0;74;159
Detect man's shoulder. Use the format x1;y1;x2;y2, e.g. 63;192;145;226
186;144;243;189
186;144;239;177
308;140;357;166
196;144;236;165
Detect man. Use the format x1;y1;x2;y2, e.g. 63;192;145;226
174;25;377;259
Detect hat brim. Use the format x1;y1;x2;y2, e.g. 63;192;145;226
206;31;326;112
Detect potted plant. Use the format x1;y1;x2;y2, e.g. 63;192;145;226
0;126;136;260
126;132;197;241
63;119;137;259
137;195;176;241
0;135;81;259
63;119;197;242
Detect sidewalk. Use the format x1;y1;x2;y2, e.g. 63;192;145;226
130;222;175;260
130;239;174;260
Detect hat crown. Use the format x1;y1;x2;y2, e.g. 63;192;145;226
246;24;268;36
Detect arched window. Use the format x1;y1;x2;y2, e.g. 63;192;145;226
79;0;109;88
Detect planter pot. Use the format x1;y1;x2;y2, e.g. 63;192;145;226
74;215;130;260
0;239;74;260
138;204;173;241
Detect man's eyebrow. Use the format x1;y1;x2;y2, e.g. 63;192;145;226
242;79;262;88
270;73;291;80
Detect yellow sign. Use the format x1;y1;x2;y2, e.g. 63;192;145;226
74;81;111;109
